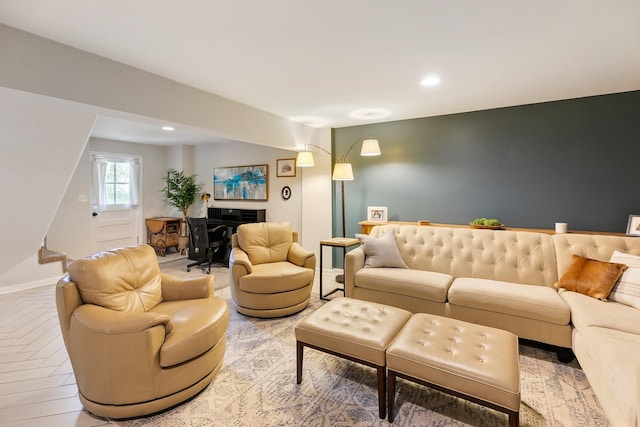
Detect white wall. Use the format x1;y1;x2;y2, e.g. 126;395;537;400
299;128;333;270
46;138;171;260
0;88;94;287
0;24;326;292
194;142;303;232
48;138;319;260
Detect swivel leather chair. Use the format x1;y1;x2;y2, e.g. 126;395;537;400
55;244;229;419
229;222;316;318
186;217;227;273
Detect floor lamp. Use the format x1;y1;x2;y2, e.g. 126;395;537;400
296;137;381;238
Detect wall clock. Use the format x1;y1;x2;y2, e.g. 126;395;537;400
281;186;291;200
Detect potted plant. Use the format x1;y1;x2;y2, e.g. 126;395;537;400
161;169;202;252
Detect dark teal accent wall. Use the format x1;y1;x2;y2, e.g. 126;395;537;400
333;90;640;240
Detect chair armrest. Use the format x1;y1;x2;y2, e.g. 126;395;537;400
345;247;365;298
161;273;213;300
288;242;316;270
229;247;252;273
68;305;171;401
73;304;173;335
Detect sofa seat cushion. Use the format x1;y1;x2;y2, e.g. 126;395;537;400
580;326;640;426
239;262;313;293
448;278;570;325
152;297;229;367
561;290;640;334
354;268;453;303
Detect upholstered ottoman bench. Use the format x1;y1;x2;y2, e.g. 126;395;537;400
295;297;411;418
386;313;521;426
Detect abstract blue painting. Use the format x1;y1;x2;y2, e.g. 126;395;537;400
213;164;268;200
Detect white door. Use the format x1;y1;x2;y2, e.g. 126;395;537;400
92;207;139;252
90;152;142;252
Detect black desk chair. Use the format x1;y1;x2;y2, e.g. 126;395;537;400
186;217;227;274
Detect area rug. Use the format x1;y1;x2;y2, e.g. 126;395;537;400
159;258;229;292
115;281;608;426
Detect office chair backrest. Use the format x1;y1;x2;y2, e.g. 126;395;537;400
187;217;209;260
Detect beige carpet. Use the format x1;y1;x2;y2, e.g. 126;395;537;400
119;266;608;427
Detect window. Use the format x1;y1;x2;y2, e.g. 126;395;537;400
92;154;140;209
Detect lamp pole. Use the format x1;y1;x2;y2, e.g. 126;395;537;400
340;180;346;237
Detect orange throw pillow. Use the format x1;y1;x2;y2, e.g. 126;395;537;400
555;255;628;301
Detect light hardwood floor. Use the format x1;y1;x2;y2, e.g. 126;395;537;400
0;284;112;427
0;254;331;427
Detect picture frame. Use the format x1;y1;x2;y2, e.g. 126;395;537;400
276;158;296;177
626;214;640;237
214;164;268;201
367;206;388;222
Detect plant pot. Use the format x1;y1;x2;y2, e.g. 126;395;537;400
178;236;189;255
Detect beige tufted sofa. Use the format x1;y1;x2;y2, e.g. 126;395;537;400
345;224;640;426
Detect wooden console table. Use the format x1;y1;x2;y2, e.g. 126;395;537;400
358;220;628;237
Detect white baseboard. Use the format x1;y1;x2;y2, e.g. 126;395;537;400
0;275;62;295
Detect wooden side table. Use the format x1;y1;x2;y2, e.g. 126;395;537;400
319;238;360;300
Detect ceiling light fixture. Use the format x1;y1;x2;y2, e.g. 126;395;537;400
161;126;174;131
348;108;392;121
420;76;441;87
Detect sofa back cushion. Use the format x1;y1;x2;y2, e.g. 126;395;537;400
67;244;162;312
369;225;558;286
553;233;640;276
237;222;293;265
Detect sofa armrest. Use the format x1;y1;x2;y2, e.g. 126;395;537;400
229;246;252;273
160;273;213;300
73;304;173;335
288;242;317;270
229;246;253;292
345;247;366;297
68;304;171;403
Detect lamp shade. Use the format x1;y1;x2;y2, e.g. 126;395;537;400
360;139;381;156
332;163;354;181
296;151;315;167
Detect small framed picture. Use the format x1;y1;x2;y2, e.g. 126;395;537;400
276;158;296;177
626;215;640;237
367;206;388;222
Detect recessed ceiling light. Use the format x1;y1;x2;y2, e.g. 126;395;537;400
420;76;441;87
161;126;174;131
348;108;392;121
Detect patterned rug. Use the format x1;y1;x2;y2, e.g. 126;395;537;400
116;267;608;427
159;258;229;292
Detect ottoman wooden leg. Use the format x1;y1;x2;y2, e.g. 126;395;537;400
376;366;386;419
387;370;397;422
509;411;519;427
296;341;304;384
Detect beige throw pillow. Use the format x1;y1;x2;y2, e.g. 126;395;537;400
554;254;627;301
608;250;640;309
356;230;408;269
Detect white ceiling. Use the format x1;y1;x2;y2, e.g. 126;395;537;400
1;0;639;144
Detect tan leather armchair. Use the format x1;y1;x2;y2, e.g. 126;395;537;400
55;244;229;419
229;222;316;318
